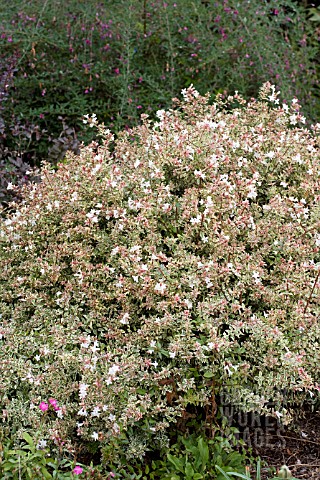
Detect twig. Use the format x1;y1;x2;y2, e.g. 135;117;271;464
269;434;320;446
303;268;320;314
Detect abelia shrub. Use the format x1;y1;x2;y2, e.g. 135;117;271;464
0;83;320;458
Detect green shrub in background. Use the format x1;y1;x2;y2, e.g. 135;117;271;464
0;83;320;472
0;0;319;192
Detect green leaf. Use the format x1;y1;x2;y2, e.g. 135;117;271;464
41;466;53;479
203;371;214;378
309;8;320;22
222;472;252;479
167;454;185;473
136;388;146;395
22;432;35;448
197;437;209;467
184;462;195;479
215;465;233;480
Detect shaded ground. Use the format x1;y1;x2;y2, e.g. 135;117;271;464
238;408;320;479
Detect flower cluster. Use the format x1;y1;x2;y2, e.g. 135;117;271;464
0;83;320;458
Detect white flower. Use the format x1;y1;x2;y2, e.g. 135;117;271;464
293;153;303;164
205;196;214;208
70;192;78;202
91;164;101;175
83;113;97;127
265;151;275;159
247;186;257;199
57;409;64;419
185;299;192;310
79;383;89;399
289;114;298;125
156;109;165;120
37;439;47;449
154;281;166;294
91;406;100;417
252;271;261;284
169;351;176;358
78;408;88;416
91;341;100;353
120;313;130;325
190;215;201;225
194;170;206;180
108;365;120;376
92;431;99;441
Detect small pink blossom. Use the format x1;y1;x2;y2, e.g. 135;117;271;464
49;398;60;411
73;465;83;475
39;402;48;412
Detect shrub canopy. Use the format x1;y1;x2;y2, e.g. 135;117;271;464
0;83;320;455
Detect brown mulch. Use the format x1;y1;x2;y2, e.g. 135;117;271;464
242;408;320;479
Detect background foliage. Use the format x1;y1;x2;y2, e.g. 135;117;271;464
0;0;319;204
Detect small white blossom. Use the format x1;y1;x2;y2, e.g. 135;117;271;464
154;281;166;294
37;439;47;449
91;406;100;417
108;365;120;376
252;271;261;284
79;383;89;399
78;408;88;416
120;313;130;325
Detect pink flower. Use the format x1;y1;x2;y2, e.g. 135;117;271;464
39;402;48;412
73;465;83;475
49;398;60;411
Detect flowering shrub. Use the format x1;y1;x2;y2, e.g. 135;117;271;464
0;83;320;461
